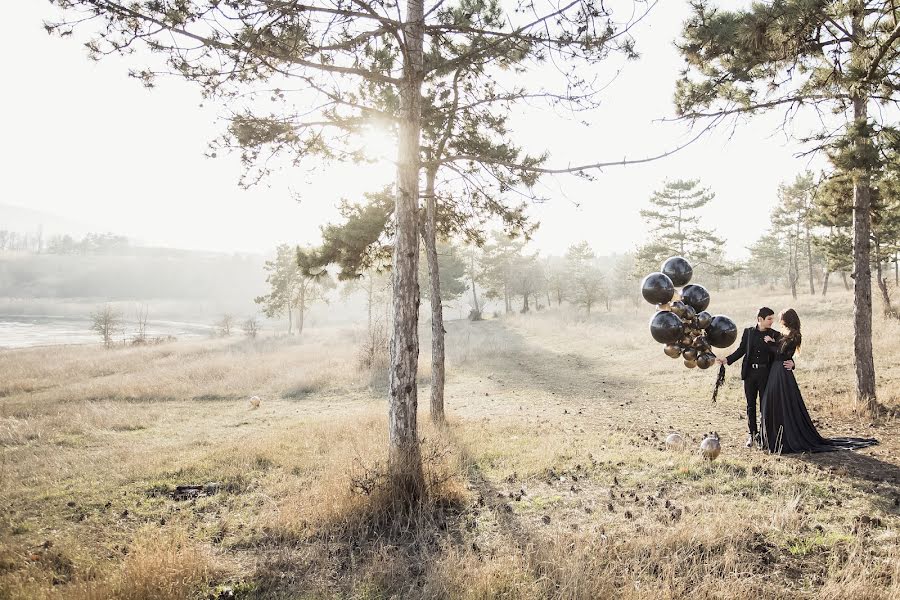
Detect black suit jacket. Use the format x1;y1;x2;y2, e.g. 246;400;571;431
726;327;782;380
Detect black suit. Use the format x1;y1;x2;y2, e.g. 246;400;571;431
726;327;782;435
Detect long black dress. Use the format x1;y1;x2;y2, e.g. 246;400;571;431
759;339;878;454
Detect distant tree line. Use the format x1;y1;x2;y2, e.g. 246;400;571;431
0;229;130;255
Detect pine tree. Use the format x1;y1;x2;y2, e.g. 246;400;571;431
565;242;606;315
636;179;725;272
772;172;818;299
674;0;900;407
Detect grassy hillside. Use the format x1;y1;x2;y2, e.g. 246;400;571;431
1;287;898;599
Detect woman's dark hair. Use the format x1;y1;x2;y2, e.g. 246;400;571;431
779;308;802;351
757;307;775;319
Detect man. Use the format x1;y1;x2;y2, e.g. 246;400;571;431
716;307;795;448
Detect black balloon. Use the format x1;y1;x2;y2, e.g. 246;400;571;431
649;311;684;344
670;301;687;318
681;284;711;312
682;305;697;322
663;344;682;358
661;256;693;286
684;358;697;369
707;315;738;348
692;335;708;349
682;347;698;361
696;311;713;329
697;353;716;369
641;272;675;305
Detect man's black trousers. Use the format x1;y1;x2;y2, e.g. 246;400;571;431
743;367;770;435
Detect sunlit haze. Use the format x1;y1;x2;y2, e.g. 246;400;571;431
3;1;823;257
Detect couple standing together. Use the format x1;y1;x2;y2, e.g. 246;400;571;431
716;307;877;454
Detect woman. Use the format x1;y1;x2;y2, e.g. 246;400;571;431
759;309;877;454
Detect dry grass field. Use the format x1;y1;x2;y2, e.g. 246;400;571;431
1;287;899;599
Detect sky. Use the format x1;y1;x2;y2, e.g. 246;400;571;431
2;1;827;259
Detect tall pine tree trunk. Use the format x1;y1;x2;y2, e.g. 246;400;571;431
849;41;877;407
841;271;850;290
388;0;425;500
422;168;445;424
822;271;830;297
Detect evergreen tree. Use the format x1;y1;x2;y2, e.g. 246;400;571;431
255;244;332;335
674;0;900;406
565;242;606;315
772;172;818;299
48;0;655;495
636;179;725;272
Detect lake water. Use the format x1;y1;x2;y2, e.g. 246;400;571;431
0;315;215;349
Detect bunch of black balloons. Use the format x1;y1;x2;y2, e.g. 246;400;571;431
641;257;738;370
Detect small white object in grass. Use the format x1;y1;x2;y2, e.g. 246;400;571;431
249;395;261;409
665;433;684;450
700;433;721;461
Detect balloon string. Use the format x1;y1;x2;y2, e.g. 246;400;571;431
711;365;726;404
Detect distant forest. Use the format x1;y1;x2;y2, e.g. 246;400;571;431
0;229;267;318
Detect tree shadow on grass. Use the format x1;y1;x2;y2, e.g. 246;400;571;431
794;449;900;512
227;427;558;600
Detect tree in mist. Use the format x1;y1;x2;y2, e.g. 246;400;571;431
216;314;235;337
242;316;260;339
133;304;149;344
256;244;332;335
342;269;392;335
636;179;725;273
90;304;122;348
773;172;818;299
565;241;606;315
610;253;640;308
674;0;900;406
747;230;790;290
49;0;656;498
545;255;568;307
481;232;527;314
463;245;483;321
419;241;466;308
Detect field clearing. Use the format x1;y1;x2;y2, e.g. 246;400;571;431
1;287;899;599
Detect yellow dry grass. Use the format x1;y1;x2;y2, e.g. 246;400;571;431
1;286;898;599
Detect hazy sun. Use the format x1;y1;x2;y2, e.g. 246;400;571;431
359;125;397;162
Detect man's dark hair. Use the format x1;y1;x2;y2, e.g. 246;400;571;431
757;307;775;319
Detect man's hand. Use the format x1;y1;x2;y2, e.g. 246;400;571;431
784;359;795;370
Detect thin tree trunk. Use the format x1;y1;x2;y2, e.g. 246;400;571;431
874;240;896;318
849;41;877;406
822;271;830;297
298;287;305;335
367;276;373;334
422;168;445;425
388;0;425;500
841;271;850;290
806;222;815;295
287;298;293;335
469;252;480;319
